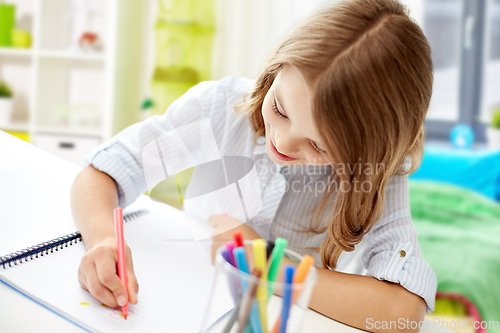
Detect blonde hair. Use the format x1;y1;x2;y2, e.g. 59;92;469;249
234;0;433;269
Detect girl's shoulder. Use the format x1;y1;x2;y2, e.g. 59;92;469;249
182;76;256;121
218;75;256;93
194;75;256;122
189;76;255;100
185;77;257;154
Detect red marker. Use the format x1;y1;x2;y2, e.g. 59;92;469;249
232;230;244;248
114;208;129;319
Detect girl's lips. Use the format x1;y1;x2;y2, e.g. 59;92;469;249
269;137;299;161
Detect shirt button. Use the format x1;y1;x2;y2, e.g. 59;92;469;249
399;250;406;258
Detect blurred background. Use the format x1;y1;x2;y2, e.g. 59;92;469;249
0;0;499;159
0;1;499;332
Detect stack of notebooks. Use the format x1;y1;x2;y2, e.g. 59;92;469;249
0;135;233;332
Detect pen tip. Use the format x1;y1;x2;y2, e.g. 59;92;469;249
124;314;128;320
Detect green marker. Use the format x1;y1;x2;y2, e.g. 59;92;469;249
267;238;288;301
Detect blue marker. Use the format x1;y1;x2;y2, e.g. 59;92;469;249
234;247;263;333
234;247;249;275
279;265;295;333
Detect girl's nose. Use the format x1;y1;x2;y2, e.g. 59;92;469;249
275;134;299;157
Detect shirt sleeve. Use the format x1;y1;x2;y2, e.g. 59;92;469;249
84;79;227;208
362;174;438;314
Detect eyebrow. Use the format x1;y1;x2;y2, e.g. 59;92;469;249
275;85;328;152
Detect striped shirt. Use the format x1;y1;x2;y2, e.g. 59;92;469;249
84;76;437;314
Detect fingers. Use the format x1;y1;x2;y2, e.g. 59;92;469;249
125;246;139;304
211;229;231;242
208;214;240;230
78;263;89;291
211;224;235;242
127;275;139;305
78;241;139;308
95;255;129;307
85;261;120;308
208;214;228;228
208;214;222;228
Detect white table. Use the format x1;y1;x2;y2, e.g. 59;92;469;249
0;279;357;333
0;131;454;333
0;281;457;333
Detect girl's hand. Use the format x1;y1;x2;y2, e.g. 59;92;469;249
78;237;139;308
208;214;261;263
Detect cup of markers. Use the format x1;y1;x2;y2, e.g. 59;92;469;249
200;232;318;333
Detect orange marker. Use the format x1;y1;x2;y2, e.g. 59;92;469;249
270;255;315;332
114;208;129;319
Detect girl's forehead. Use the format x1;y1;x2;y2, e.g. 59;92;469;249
275;66;312;110
274;66;326;150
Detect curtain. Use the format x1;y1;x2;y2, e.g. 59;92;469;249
211;0;333;80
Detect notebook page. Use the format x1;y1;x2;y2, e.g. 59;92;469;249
0;205;233;333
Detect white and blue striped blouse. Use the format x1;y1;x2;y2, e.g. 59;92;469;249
84;76;437;314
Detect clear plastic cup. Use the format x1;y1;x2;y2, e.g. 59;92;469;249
200;240;318;333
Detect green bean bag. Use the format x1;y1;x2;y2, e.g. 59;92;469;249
409;180;500;333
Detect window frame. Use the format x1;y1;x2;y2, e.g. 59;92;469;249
424;0;488;143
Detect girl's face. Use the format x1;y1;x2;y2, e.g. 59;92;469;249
262;65;330;167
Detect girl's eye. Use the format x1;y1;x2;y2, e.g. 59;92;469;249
310;140;327;156
272;98;287;119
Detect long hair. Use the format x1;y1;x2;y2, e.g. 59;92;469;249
234;0;433;269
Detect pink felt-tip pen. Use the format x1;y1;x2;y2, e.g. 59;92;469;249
225;241;237;266
114;208;129;319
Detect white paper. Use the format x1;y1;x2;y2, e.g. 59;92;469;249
0;204;233;333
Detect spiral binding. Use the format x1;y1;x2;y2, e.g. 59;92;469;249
0;209;149;269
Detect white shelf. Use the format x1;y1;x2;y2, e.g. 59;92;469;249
34;126;102;138
0;122;30;132
0;47;32;57
1;0;147;167
37;50;105;62
0;48;104;61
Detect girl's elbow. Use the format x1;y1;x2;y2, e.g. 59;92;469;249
394;292;427;333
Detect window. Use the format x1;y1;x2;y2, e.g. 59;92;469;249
480;0;500;124
403;0;493;142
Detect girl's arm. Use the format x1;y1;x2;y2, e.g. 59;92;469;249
295;258;427;333
71;165;139;308
209;216;427;333
73;78;230;308
71;165;118;249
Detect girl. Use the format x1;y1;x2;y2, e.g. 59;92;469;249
71;0;437;331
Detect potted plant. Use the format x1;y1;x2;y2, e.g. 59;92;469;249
0;80;14;127
486;108;500;149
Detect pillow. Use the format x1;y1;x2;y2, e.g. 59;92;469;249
409;146;500;201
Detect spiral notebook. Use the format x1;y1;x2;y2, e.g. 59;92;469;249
0;193;233;333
